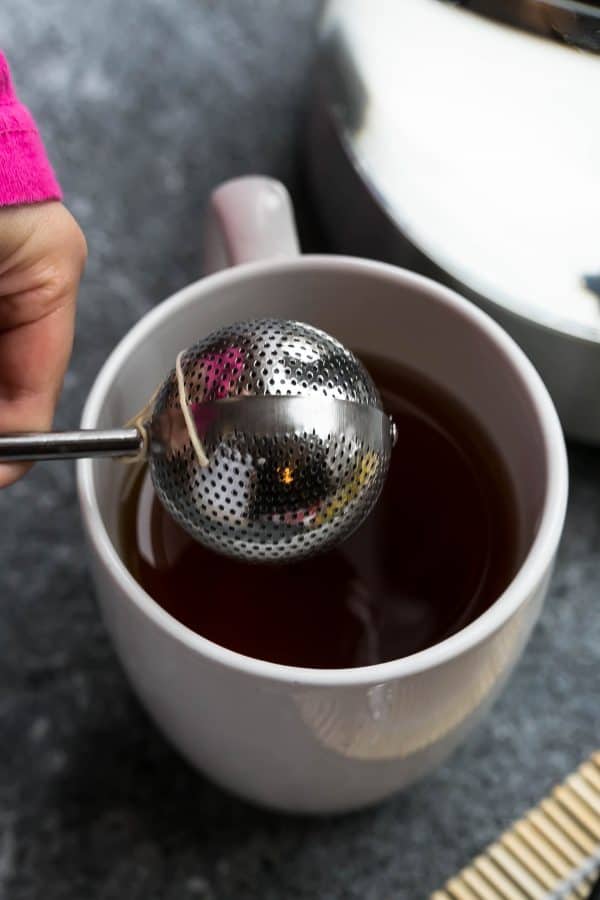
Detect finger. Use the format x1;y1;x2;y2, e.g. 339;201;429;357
0;299;77;487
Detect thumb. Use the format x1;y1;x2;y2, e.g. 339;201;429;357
0;204;86;488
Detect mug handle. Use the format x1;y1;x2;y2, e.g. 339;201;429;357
203;175;301;274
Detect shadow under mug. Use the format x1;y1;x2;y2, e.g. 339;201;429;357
77;176;567;814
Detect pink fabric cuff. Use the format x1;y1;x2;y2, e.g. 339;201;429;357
0;52;62;207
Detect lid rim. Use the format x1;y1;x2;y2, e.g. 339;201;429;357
451;0;600;52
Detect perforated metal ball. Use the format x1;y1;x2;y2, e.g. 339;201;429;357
148;319;394;563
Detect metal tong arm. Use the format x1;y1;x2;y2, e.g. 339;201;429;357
0;428;144;462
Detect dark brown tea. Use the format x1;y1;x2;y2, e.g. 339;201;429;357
119;355;521;668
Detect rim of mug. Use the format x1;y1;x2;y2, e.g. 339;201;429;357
77;255;568;687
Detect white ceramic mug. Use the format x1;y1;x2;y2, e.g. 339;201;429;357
77;176;568;814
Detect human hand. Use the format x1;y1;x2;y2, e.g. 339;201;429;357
0;201;86;487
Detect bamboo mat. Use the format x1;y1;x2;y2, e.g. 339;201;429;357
432;752;600;900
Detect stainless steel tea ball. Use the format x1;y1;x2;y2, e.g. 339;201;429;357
0;319;396;562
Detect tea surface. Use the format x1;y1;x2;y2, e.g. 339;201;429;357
119;355;520;668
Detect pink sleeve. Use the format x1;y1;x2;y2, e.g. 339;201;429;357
0;52;62;207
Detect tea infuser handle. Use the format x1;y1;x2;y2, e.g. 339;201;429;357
0;428;144;462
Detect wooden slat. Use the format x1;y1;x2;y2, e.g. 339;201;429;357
473;854;530;900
